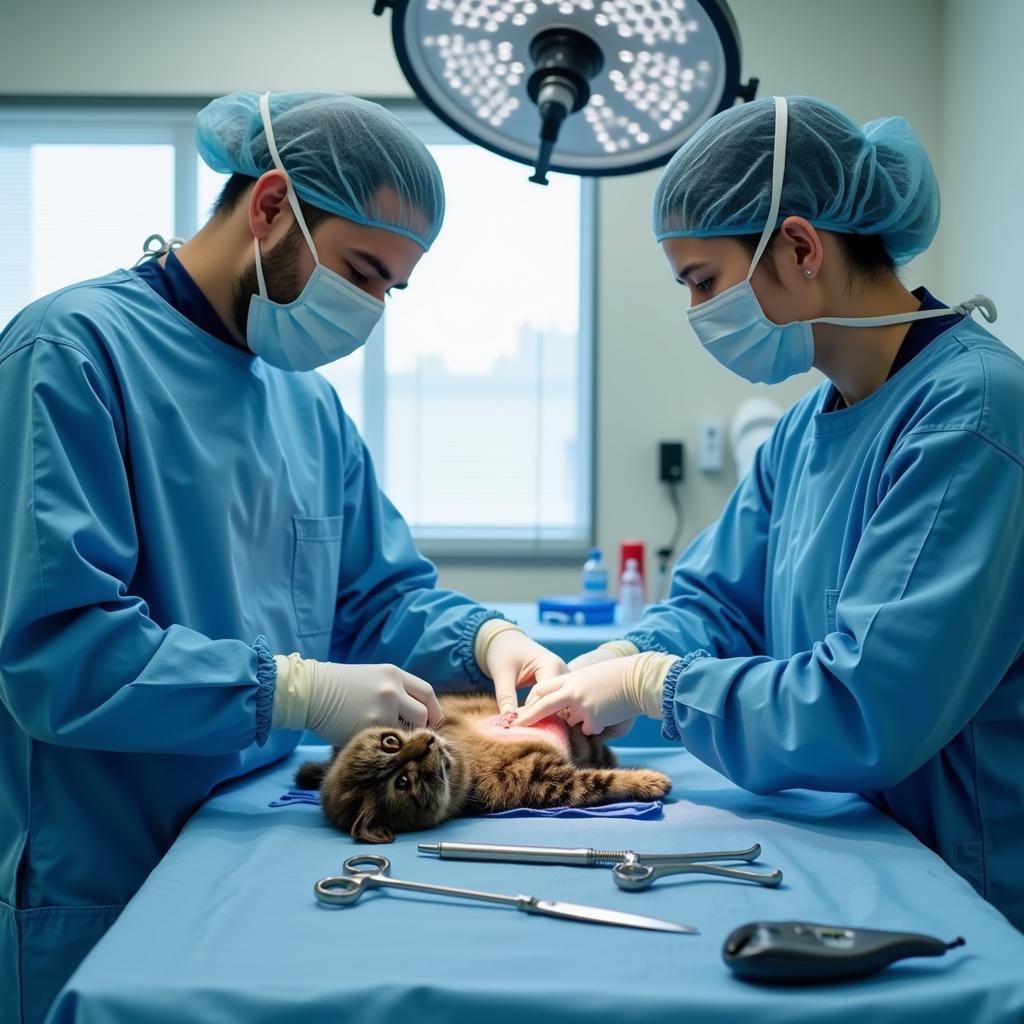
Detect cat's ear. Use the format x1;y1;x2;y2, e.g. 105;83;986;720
351;804;394;845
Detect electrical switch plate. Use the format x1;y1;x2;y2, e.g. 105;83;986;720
698;419;725;472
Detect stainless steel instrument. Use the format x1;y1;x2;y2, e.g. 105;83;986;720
315;854;698;933
418;841;783;891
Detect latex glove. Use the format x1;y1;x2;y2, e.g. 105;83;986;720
475;620;568;714
530;641;640;735
565;640;639;673
271;653;443;746
515;652;678;736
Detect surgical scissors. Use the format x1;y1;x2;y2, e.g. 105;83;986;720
314;854;696;932
418;841;783;891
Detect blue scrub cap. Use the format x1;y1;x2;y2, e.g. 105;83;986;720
196;90;445;250
652;95;940;266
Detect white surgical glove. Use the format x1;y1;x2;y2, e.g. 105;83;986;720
271;653;443;746
474;620;568;714
521;642;639;729
515;652;679;736
566;640;640;672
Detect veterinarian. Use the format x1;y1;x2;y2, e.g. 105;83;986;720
518;95;1024;932
0;90;565;1023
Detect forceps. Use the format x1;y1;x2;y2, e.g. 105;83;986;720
418;841;783;892
314;854;696;933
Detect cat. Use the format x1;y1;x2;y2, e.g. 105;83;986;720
295;692;672;843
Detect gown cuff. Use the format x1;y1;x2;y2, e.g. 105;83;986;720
659;648;712;742
252;634;278;747
623;630;673;656
458;608;510;687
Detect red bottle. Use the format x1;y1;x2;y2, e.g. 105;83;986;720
618;540;646;599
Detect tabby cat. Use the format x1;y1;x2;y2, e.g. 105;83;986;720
295;692;672;843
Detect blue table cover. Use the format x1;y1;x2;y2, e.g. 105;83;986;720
49;747;1024;1024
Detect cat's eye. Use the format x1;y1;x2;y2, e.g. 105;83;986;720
394;772;410;791
381;734;401;753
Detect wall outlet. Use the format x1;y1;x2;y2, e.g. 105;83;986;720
698;419;725;472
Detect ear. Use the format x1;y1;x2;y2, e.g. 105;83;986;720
777;216;823;281
248;169;291;242
351;805;395;845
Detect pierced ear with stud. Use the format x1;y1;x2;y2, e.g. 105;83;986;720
804;269;813;278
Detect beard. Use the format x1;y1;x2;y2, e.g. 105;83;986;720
231;225;305;343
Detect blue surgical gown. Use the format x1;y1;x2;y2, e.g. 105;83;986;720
627;313;1024;931
0;270;500;1023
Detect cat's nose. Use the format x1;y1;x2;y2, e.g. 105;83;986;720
398;733;434;762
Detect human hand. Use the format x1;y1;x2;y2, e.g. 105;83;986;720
482;627;568;714
524;643;639;732
515;652;676;736
566;646;623;672
271;654;443;746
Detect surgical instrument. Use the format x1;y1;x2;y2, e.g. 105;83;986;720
314;854;697;933
418;840;783;890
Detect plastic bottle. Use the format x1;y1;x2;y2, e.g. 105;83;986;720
619;540;646;592
580;548;608;600
617;558;645;625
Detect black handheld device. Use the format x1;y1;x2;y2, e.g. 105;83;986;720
723;920;965;984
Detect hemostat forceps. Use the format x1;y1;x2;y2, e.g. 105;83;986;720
418;841;783;891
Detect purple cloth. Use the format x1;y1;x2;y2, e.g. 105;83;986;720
269;789;663;819
479;801;663;819
269;789;323;807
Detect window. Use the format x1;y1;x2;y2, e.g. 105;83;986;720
1;102;594;557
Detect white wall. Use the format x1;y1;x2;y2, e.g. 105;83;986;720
0;0;412;98
1;0;948;603
940;0;1024;351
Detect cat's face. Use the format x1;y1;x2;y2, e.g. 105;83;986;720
322;726;456;843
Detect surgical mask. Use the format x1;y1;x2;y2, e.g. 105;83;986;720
687;96;997;385
246;92;384;372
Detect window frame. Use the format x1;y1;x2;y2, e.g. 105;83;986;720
0;97;597;562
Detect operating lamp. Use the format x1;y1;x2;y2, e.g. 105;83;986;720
372;0;757;183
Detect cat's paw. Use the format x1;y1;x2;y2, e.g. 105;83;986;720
626;769;672;800
294;759;328;790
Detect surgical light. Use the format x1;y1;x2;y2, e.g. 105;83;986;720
372;0;757;183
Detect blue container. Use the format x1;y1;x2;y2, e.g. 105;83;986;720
537;595;617;626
